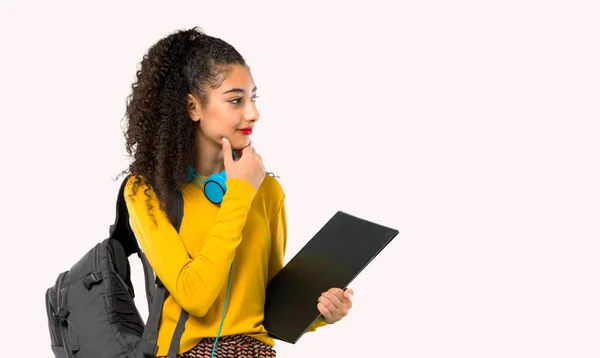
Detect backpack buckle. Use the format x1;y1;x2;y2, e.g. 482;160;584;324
82;272;104;290
54;308;69;323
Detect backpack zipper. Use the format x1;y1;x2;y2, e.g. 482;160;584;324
55;271;74;358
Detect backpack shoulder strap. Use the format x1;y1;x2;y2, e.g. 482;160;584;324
164;189;188;357
109;174;137;256
107;175;153;312
134;184;187;358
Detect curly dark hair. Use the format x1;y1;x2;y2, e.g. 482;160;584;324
122;27;246;216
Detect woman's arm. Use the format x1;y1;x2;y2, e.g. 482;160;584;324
125;176;257;317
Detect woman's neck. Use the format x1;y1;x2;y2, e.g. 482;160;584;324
195;137;225;176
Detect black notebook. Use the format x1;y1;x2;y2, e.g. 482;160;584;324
263;210;399;344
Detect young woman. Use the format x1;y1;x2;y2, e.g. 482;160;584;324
122;27;354;358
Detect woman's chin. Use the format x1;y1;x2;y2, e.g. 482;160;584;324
231;137;251;150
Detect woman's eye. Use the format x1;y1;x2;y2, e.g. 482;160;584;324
229;96;259;105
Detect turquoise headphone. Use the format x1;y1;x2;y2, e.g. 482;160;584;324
188;150;237;204
188;168;227;204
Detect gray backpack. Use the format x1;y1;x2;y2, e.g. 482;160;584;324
45;175;190;357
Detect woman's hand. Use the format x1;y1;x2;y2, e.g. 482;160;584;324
317;288;354;324
222;137;264;190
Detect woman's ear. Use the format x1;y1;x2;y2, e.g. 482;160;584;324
187;94;202;122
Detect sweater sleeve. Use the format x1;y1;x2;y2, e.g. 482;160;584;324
125;177;257;318
267;197;328;333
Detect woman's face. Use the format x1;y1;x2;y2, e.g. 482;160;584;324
188;64;260;150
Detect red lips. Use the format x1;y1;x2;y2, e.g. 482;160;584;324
239;127;253;135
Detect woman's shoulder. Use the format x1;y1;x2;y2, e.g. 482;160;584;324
122;174;156;202
257;173;286;221
259;173;285;200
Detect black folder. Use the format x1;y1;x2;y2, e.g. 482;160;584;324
263;210;399;344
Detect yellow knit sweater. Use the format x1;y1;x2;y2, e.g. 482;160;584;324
124;174;326;355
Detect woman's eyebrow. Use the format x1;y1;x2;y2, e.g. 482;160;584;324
222;86;258;95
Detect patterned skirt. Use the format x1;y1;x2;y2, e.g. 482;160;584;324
175;334;277;358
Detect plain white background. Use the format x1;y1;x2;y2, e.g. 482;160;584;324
1;0;599;356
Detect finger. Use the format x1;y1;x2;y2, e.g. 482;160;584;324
256;153;264;167
240;145;253;159
328;288;352;314
249;147;263;166
344;288;354;300
221;138;233;167
344;288;354;308
329;288;351;305
317;302;334;323
323;291;344;310
325;292;349;316
318;296;337;313
319;296;342;321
